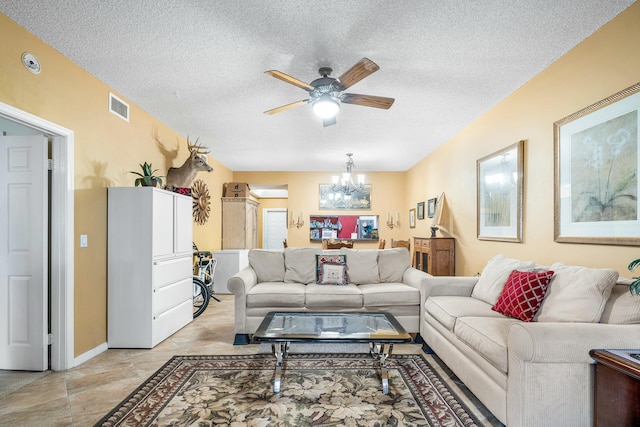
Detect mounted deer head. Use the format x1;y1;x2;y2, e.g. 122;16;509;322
165;138;213;190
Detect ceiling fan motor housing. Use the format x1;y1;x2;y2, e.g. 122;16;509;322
310;76;340;100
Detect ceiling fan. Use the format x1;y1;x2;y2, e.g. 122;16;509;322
263;58;395;127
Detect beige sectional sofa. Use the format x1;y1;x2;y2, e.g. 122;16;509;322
420;255;640;427
228;247;428;344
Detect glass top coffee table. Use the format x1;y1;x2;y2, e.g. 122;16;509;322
253;311;411;394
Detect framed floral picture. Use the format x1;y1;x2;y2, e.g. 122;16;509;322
477;141;524;242
554;82;640;245
409;208;416;228
417;202;425;220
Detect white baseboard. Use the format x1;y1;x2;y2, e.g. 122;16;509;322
73;342;108;367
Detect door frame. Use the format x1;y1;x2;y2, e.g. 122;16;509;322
0;101;74;371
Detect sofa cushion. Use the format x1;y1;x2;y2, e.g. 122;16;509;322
246;282;305;308
284;247;320;284
471;255;536;305
425;296;505;331
359;283;420;307
600;280;640;324
305;283;363;308
248;250;285;282
535;263;619;323
378;248;411;283
340;249;380;284
454;317;520;374
492;270;554;322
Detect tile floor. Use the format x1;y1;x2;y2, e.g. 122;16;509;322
0;295;422;426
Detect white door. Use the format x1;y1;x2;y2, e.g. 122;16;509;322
263;209;288;249
0;135;48;371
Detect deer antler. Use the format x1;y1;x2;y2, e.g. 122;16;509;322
187;137;210;155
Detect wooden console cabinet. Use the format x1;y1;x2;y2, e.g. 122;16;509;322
222;197;259;249
590;349;640;427
412;237;455;276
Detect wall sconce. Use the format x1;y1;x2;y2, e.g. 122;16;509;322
290;210;305;229
386;211;399;229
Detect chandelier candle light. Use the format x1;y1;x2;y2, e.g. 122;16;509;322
331;153;365;196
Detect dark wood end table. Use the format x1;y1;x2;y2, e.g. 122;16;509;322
590;349;640;427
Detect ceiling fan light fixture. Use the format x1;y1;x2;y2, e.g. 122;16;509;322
312;94;340;118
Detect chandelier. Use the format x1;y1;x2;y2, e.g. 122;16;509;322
331;153;365;196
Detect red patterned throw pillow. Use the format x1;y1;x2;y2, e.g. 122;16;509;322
492;270;554;322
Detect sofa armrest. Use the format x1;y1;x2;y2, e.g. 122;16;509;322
509;322;640;364
506;322;640;427
402;267;431;290
420;276;478;309
227;266;258;296
227;266;258;335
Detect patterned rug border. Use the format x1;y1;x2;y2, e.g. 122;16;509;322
95;353;501;427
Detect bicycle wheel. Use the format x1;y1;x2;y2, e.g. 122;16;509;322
193;277;210;318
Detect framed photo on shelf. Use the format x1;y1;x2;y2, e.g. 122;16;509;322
477;140;524;242
427;198;436;218
417;202;425;220
409;208;416;228
554;82;640;245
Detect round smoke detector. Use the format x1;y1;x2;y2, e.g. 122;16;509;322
22;52;41;74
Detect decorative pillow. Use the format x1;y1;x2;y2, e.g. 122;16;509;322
316;254;347;279
284;248;321;284
248;250;285;282
535;263;619;323
492;270;554;322
378;248;411;283
340;248;380;284
318;262;349;285
471;255;536;305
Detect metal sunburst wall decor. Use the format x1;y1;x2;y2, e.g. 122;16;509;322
192;179;211;225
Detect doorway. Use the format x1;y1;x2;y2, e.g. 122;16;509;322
262;209;288;249
0;102;74;371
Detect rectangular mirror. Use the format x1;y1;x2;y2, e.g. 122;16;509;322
309;215;379;241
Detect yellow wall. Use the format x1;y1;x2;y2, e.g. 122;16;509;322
234;171;409;249
407;2;640;276
0;14;232;356
1;2;639;359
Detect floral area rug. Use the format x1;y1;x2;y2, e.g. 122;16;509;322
95;353;503;427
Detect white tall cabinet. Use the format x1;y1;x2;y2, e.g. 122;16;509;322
108;187;193;348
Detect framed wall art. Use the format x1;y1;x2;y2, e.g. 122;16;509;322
318;184;372;210
477;140;524;242
427;198;436;218
409;208;416;228
554;82;640;245
417;202;425;220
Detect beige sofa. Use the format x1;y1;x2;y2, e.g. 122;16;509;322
420;255;640;427
228;247;428;344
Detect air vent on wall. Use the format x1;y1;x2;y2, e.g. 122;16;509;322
109;92;129;122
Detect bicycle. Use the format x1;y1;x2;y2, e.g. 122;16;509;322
192;243;220;318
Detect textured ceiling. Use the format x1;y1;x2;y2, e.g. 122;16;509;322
1;1;635;172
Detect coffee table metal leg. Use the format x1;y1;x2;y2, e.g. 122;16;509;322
369;342;394;394
271;341;290;393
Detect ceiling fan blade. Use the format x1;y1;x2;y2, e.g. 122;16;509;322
265;70;315;91
323;116;337;127
335;58;380;90
263;100;308;115
340;93;395;109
